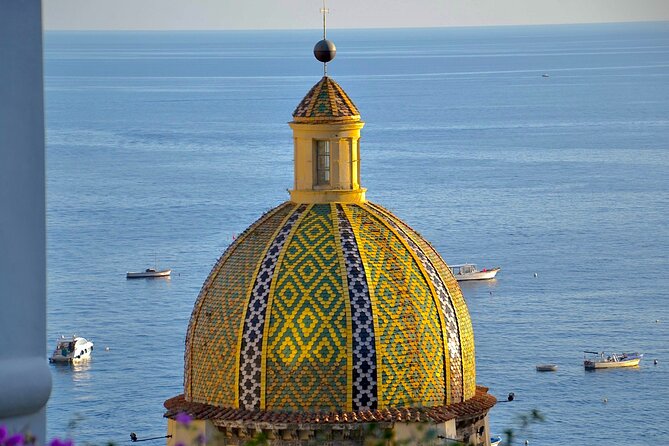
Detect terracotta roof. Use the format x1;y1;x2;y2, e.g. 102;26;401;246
164;387;495;428
292;76;360;122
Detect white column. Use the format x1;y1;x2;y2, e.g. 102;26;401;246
0;0;52;442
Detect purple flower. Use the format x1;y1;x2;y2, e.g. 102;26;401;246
49;439;73;446
0;426;7;444
5;433;25;446
175;412;192;426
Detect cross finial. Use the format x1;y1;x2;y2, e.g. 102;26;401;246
320;0;329;39
314;0;335;76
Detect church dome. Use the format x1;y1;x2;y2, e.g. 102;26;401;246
166;31;495;437
183;201;477;414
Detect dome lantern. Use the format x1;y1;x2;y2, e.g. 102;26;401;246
288;0;365;204
289;76;365;204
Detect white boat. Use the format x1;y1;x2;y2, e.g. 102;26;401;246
49;335;94;363
491;436;502;446
126;268;171;279
449;263;500;281
583;351;643;369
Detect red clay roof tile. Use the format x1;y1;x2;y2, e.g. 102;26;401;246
164;386;496;426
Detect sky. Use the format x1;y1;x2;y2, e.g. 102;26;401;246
44;0;669;30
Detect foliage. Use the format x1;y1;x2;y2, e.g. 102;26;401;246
1;408;543;446
503;409;545;446
0;426;26;446
0;424;73;446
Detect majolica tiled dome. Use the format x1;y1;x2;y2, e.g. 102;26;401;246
184;201;476;413
292;76;360;122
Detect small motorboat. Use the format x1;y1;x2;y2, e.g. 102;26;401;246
126;268;171;279
449;263;500;281
583;351;643;369
49;335;94;363
542;73;550;78
536;364;558;372
491;436;502;446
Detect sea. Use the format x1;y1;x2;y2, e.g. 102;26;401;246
44;22;669;445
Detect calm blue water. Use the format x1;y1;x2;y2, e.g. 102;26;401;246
45;23;669;445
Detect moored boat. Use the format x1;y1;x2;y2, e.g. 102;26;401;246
536;364;558;372
449;263;500;281
490;436;502;446
49;335;94;363
583;351;643;369
126;268;171;279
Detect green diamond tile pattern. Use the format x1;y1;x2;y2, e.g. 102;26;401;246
264;204;349;411
345;204;446;409
186;202;295;407
184;200;479;413
368;203;477;400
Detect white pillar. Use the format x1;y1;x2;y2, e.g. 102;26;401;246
0;0;52;442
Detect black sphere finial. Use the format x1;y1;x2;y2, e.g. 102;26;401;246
316;0;335;75
314;39;336;64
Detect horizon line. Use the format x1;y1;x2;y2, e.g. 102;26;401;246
43;18;669;32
